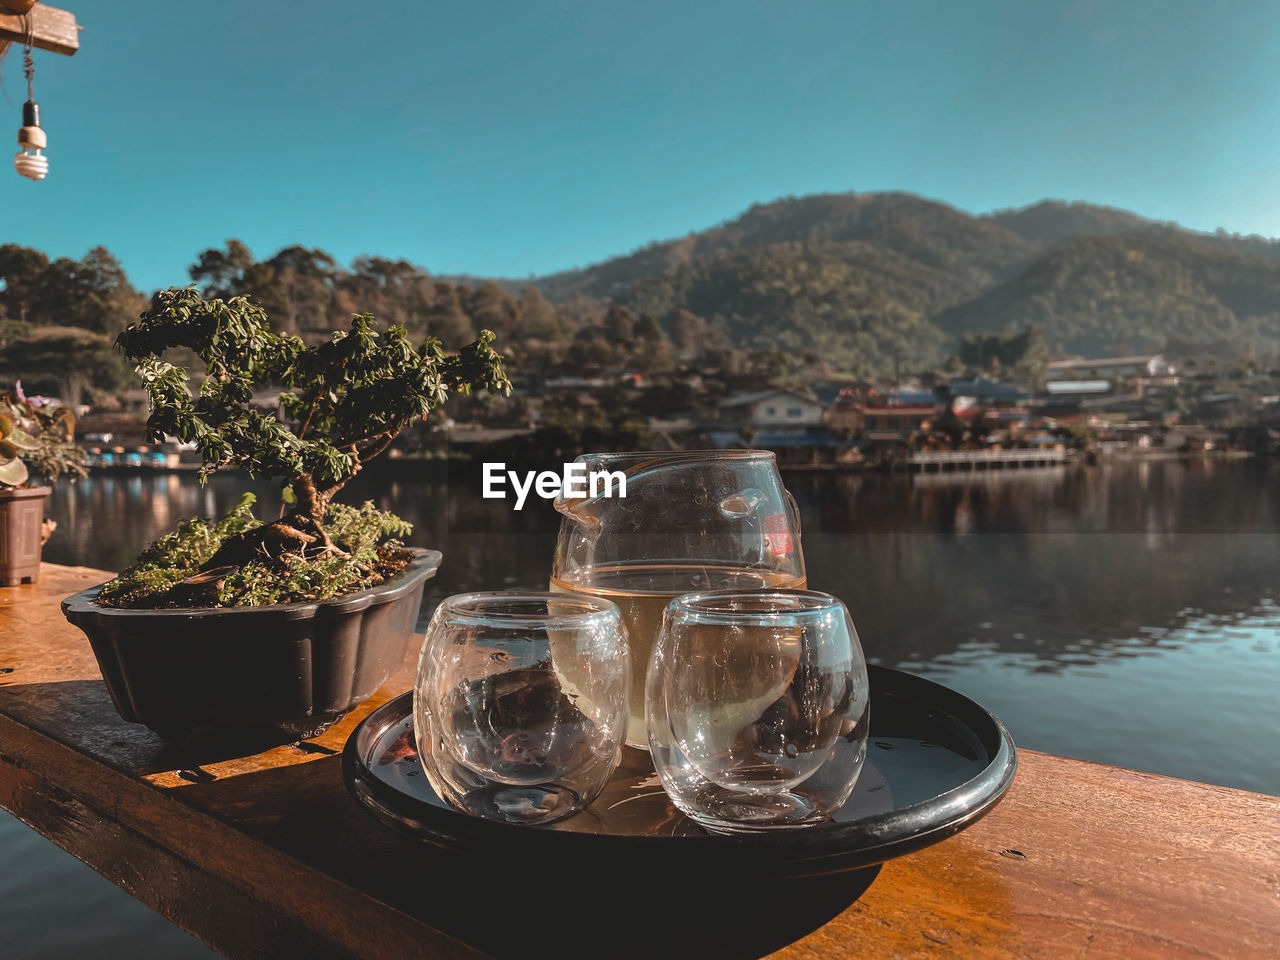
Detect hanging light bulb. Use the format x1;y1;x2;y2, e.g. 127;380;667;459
13;17;48;182
15;100;48;181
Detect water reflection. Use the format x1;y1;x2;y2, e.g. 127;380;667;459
41;458;1280;793
45;461;1280;672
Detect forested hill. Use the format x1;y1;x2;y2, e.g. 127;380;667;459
530;194;1280;303
532;192;1038;302
936;232;1280;358
5;192;1280;404
529;194;1280;366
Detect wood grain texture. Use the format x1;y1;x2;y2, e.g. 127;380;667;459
2;564;1279;959
0;3;79;56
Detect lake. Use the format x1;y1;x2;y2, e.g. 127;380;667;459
4;456;1279;957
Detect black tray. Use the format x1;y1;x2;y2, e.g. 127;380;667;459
342;665;1016;878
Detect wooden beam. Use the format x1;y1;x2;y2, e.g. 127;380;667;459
3;564;1280;959
0;3;79;57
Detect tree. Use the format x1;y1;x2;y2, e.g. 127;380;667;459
602;305;637;345
115;287;509;568
635;313;666;343
2;246;146;336
189;240;258;298
0;244;52;323
0;329;129;404
420;282;476;347
257;246;340;337
957;325;1048;378
0;245;147;400
518;286;566;342
670;308;715;358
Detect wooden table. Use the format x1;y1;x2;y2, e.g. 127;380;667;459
2;564;1278;959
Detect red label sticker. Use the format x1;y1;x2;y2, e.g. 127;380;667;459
765;513;793;556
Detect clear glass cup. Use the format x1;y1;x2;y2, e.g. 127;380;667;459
551;450;806;748
413;592;630;825
646;589;869;834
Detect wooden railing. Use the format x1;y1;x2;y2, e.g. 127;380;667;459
1;564;1277;959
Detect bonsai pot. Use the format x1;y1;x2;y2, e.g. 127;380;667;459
61;547;442;742
0;485;52;587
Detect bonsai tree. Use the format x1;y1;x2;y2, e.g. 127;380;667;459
99;286;509;607
0;388;87;489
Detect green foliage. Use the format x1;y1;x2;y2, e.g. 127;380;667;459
214;548;389;608
0;244;147;403
937;234;1280;360
132;493;261;571
12;193;1280;407
625;243;950;373
323;500;413;553
163;199;1280;383
102;287;507;607
0;244;146;336
0;392;87;488
97;493;414;608
94;567;191;609
0;328;132;405
536;192;1035;302
956;326;1050;381
117;286;510;500
1052;424;1098;449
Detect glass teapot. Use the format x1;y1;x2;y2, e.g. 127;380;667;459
550;450;806;747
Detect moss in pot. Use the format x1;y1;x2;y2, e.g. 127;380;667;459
62;287;510;741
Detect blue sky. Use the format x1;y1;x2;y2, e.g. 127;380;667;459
3;0;1279;292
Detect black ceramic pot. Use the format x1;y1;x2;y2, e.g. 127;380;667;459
61;548;442;741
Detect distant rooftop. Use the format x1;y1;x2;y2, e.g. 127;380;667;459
1046;380;1112;394
1047;354;1162;369
719;388;821;408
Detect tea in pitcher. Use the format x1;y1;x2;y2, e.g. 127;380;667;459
551;451;806;749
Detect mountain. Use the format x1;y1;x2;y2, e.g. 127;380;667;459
623;241;949;371
522;193;1280;368
533;193;1037;303
989;199;1280;262
936;232;1280;358
987;200;1163;247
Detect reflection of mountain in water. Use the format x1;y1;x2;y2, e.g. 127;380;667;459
44;459;1280;676
787;461;1280;671
809;528;1278;671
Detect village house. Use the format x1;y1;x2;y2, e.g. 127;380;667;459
860;405;937;437
717;388;825;429
822;385;944;440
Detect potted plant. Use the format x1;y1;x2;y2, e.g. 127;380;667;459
1;387;87;586
62;287;509;740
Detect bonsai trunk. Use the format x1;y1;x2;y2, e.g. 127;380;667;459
201;474;350;571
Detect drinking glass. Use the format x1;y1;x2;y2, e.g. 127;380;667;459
413;592;630;825
646;589;869;833
551;450;805;747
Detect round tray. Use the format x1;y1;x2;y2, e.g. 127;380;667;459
342;665;1017;878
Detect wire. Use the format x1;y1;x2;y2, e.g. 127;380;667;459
22;12;35;101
